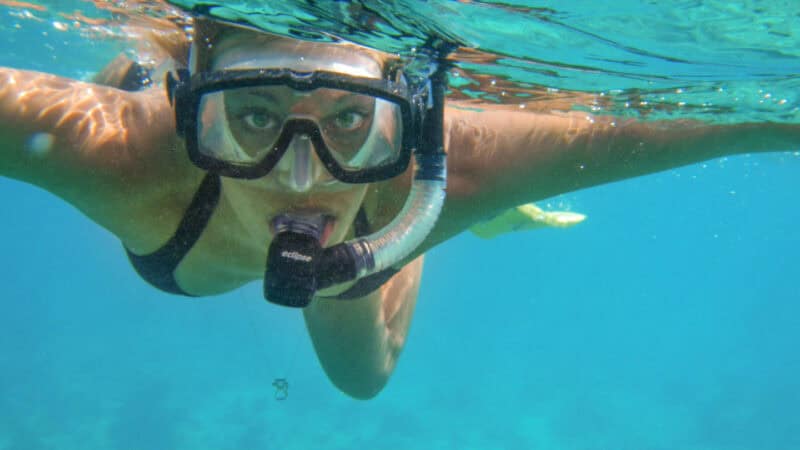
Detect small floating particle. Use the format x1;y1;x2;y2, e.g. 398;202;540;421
27;132;54;157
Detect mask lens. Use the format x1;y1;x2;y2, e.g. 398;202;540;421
196;84;405;172
324;97;404;171
197;88;283;165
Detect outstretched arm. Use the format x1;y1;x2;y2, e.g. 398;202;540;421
0;68;193;239
445;102;799;217
419;101;799;254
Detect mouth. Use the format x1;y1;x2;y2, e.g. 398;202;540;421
270;210;337;246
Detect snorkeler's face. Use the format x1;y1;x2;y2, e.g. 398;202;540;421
203;32;394;248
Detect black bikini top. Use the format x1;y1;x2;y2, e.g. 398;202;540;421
125;173;398;300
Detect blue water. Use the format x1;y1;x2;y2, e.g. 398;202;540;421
1;2;799;449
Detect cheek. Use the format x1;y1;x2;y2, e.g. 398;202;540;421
337;186;369;219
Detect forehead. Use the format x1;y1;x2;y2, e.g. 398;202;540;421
225;85;376;106
204;30;384;79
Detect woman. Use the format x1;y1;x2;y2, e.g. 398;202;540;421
1;16;797;399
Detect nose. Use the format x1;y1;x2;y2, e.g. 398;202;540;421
275;134;328;192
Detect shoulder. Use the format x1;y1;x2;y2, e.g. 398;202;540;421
442;101;577;198
0;68;201;246
430;102;588;245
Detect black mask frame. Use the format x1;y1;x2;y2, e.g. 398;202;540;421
167;68;429;183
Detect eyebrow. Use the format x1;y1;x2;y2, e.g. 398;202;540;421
235;87;374;110
239;88;279;104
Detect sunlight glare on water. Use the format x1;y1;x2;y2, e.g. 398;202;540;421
4;0;798;122
160;0;800;122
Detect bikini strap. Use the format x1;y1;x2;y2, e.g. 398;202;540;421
126;173;221;295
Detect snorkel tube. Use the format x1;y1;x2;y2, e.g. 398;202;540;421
264;52;451;308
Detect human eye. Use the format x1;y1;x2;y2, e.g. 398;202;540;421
238;109;280;132
332;110;367;131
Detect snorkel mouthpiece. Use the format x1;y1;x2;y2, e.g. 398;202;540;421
265;214;364;307
264;229;321;307
264;214;328;307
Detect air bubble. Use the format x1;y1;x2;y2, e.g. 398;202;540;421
27;133;54;157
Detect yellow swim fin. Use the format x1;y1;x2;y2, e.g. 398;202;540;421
469;203;586;239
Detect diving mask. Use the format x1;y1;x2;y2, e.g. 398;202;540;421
168;67;424;183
